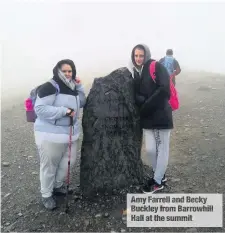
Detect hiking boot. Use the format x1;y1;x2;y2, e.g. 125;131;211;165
42;196;56;210
142;180;164;194
53;185;73;196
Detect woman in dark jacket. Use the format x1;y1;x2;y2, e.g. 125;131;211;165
130;44;173;194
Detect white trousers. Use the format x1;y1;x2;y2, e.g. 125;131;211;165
37;140;78;198
144;129;171;184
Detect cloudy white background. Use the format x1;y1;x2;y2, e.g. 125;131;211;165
0;1;225;100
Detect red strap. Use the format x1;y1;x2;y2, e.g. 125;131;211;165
149;61;156;83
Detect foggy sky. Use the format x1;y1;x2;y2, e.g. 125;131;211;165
0;1;225;100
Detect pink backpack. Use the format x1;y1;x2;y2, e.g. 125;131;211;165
149;61;179;111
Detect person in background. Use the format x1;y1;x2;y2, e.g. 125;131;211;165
34;59;86;210
159;49;181;86
129;44;173;194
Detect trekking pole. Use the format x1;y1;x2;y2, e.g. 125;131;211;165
65;116;73;213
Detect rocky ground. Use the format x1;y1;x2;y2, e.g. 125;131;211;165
1;71;225;232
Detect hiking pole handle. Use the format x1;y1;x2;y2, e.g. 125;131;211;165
70;116;73;126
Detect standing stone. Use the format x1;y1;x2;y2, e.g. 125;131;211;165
80;67;144;197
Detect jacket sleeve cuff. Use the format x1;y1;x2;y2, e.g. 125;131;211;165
62;107;68;116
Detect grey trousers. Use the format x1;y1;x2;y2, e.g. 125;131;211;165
144;129;171;184
37;140;78;198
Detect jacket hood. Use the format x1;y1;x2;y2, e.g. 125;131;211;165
53;59;76;80
128;44;151;77
131;44;151;66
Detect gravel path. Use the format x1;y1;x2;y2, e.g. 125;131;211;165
1;71;225;232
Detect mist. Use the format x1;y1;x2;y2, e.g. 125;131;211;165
1;1;225;102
